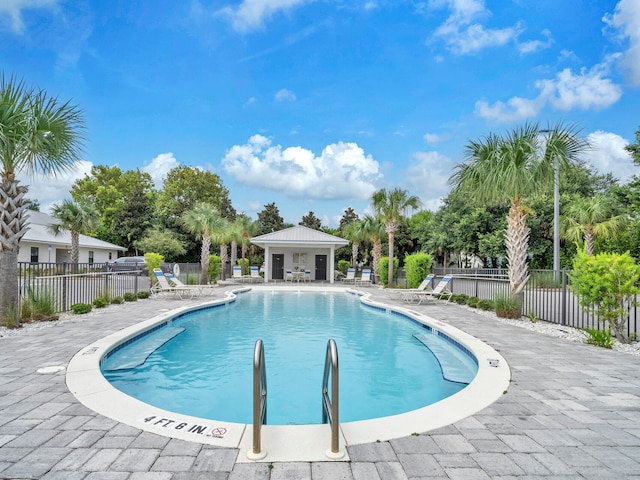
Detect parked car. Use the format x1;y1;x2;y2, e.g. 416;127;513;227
105;256;148;275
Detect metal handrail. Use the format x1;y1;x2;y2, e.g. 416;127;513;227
252;339;267;456
321;338;340;454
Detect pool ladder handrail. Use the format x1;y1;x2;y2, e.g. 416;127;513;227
251;339;268;459
322;338;340;456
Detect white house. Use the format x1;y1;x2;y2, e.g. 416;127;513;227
18;210;127;264
251;225;349;283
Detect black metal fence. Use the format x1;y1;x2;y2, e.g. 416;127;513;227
432;268;639;337
17;262;204;313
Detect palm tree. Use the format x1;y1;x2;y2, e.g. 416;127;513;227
49;200;99;266
232;216;256;275
361;214;386;280
342;220;366;269
182;204;226;284
0;74;84;324
561;194;626;256
450;123;587;293
212;219;233;281
371;188;420;288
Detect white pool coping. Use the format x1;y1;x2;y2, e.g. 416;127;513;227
66;285;511;463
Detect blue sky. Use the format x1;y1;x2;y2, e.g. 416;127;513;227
2;0;639;227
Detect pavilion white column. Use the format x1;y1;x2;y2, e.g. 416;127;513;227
263;245;270;283
329;246;335;284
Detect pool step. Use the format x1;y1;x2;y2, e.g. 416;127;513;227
413;333;477;385
104;327;185;371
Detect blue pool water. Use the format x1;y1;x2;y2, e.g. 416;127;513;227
102;291;477;425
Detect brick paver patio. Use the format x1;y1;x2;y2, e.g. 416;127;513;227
1;284;639;479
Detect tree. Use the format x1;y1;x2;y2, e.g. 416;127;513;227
232;216;256;275
49;200;99;265
338;207;359;232
0;74;85;324
135;228;186;261
256;202;284;235
450;123;587;293
570;250;640;344
182;204;226;284
71;165;154;248
625;125;640;165
371;188;420;288
361;215;386;278
561;194;626;256
342;221;366;268
300;211;322;230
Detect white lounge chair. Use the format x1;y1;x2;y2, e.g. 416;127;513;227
151;269;197;299
249;266;262;283
232;266;244;283
355;268;372;286
413;275;453;304
341;268;356;284
399;274;435;303
165;273;216;295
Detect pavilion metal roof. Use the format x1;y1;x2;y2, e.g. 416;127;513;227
251;225;348;247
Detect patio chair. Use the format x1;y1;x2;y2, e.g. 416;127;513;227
150;269;197;299
399;274;435;303
304;269;311;282
413;275;453;304
232;266;244;283
249;266;262;283
284;269;294;282
165;273;216;295
341;268;356;284
355;268;372;286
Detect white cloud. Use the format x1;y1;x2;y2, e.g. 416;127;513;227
603;0;640;86
584;130;635;182
430;0;522;54
142;152;180;188
423;132;450;144
475;58;623;122
17;159;93;212
403;151;452;211
218;0;310;33
275;88;296;102
517;29;553;55
243;97;257;107
221;135;382;200
0;0;56;33
364;1;377;10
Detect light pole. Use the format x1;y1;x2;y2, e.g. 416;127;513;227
541;129;560;279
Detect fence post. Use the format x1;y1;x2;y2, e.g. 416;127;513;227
134;273;139;294
62;263;68;311
561;270;567;326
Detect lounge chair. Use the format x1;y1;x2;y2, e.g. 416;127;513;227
249;266;262;283
165;273;216;295
413;275;453;304
341;268;356;284
150;269;197;299
399;274;435;303
232;266;244;283
355;268;372;286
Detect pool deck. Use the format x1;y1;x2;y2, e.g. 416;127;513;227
1;284;640;479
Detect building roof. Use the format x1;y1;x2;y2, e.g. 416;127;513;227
21;210;127;251
251;225;349;247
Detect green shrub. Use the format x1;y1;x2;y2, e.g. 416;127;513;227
186;273;200;285
123;292;137;302
451;294;469;304
570;250;640;344
144;252;164;282
404;253;432;289
466;297;479;308
208;255;221;283
493;294;521;319
584;327;614;349
137;291;150;299
378;257;399;287
92;297;108;308
111;296;124;304
337;260;351;275
71;303;92;314
477;299;495;311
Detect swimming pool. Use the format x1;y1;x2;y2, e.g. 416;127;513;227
101;291;477;425
67;286;511;462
